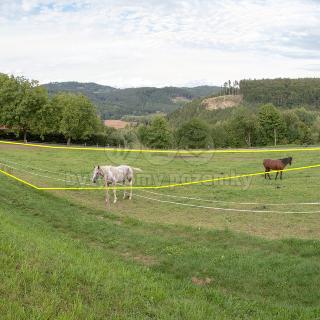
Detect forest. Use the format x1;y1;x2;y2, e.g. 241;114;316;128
240;78;320;107
1;73;320;148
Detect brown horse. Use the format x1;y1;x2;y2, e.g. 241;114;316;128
263;157;292;180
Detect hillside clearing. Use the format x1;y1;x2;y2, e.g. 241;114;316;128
201;95;243;110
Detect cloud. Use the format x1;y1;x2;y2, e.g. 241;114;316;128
303;64;320;72
0;0;320;87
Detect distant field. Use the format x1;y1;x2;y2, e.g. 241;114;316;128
1;142;320;318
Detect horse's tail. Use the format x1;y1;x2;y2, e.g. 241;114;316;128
132;167;143;172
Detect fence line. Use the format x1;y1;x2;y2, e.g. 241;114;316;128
139;189;320;206
134;193;320;214
2;140;320;154
1;163;320;190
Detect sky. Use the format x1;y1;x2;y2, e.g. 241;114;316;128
0;0;320;88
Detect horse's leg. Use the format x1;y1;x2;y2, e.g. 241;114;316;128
112;181;117;204
129;178;133;200
123;180;126;199
265;168;271;180
280;171;283;180
105;182;109;207
275;171;279;180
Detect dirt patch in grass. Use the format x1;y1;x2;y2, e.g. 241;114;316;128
191;276;213;286
121;252;158;266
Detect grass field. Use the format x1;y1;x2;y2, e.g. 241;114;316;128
1;142;320;319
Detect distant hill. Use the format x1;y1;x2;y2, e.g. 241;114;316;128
169;78;320;127
44;82;220;119
239;78;320;108
168;95;242;126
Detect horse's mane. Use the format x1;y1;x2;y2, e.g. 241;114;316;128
279;157;292;165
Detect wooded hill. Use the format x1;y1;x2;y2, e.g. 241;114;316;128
168;97;239;127
44;82;220;119
240;78;320;108
170;78;320;126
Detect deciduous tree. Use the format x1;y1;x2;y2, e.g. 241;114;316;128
176;118;211;149
258;104;286;146
54;93;100;145
229;107;259;146
0;75;48;143
138;116;172;149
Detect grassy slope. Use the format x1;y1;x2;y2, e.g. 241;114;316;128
1;174;320;319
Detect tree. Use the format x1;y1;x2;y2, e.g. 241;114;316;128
106;128;125;147
283;110;303;144
138;116;172;149
300;125;313;145
175;118;211;149
36;96;63;139
137;124;149;146
229;107;259;146
211;121;229;148
0;75;48;143
223;82;228;95
121;127;138;147
233;80;239;95
54;93;100;145
258;104;286;146
0;73;14;123
311;116;320;143
294;108;316;127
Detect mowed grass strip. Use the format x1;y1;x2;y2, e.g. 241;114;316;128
1;175;320;319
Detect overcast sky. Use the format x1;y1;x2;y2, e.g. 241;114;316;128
1;0;319;88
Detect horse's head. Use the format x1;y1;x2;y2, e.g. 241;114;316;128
288;157;293;165
92;165;103;183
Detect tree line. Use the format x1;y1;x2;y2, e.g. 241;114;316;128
0;73;102;144
0;73;145;147
138;104;320;149
1;73;320;149
240;78;320;107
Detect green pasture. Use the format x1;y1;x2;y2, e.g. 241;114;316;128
1;143;320;238
0;142;320;319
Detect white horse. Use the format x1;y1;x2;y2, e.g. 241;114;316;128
92;165;142;204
